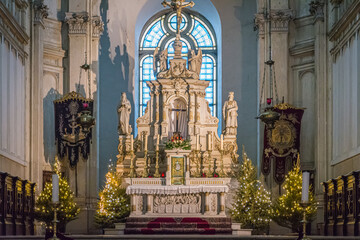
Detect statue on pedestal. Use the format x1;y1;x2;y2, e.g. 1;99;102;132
118;92;132;135
223;92;238;135
188;49;202;77
153;47;168;75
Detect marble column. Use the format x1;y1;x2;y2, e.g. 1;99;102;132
255;0;293;103
154;89;160;136
219;192;225;215
255;0;293;197
188;92;195;136
64;0;103;234
310;0;328;225
204;192;210;214
147;194;153;214
30;0;48;193
161;90;168;138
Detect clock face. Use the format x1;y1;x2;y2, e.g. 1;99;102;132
268;119;296;155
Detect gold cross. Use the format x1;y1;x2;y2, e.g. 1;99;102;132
162;0;195;36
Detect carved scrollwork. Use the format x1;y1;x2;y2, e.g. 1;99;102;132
210;194;217;212
153;194;201;214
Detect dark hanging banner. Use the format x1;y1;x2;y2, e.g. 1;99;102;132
262;103;304;184
54;91;94;167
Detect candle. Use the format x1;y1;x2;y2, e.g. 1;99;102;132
144;132;148;151
156;134;160;151
52;174;59;203
196;134;199;150
220;134;224;150
301;171;310;202
207;133;212;150
130;134;133;151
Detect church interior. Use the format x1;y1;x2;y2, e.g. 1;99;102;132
1;0;360;238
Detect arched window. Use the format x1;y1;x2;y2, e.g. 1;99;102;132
139;10;217;116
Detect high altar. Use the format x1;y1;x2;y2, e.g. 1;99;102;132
116;0;239;224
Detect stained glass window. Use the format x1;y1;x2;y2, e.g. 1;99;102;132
169;14;186;31
139;56;156;115
139;10;217;116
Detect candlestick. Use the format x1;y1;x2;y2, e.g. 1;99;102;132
142;150;149;177
220;134;224;150
196;134;199;150
129;150;135;178
52;174;59;203
156;134;160;151
154;149;160;178
49;203;60;240
130;134;133;151
207;150;212;177
300;202;311;240
302;171;310;202
207;133;211;151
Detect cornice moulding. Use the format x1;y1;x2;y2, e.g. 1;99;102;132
0;1;29;44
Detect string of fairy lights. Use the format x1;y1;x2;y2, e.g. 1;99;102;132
230;149;272;231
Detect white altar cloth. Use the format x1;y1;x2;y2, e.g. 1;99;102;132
126;185;229;195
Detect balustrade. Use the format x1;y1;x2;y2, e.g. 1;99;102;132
323;171;360;236
0;172;35;236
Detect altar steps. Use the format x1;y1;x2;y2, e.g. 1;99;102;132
124;217;232;235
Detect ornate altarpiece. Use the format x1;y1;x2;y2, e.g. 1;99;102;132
116;1;239;218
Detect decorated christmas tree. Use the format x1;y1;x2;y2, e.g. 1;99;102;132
94;160;130;228
230;146;271;233
271;156;317;233
34;157;80;230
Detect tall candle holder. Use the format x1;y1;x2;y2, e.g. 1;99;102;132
142;150;149;177
154;150;160;178
129;150;135;178
194;150;201;177
300;202;311;240
219;149;225;177
49;203;60;240
206;150;213;177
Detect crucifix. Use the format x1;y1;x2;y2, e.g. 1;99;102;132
162;0;195;38
170;103;187;138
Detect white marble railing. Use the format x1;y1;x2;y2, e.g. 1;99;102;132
187;178;231;185
125;178;164;186
126;185;228;195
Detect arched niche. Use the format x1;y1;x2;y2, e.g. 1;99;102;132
167;97;188;139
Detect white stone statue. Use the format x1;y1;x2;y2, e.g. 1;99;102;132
118;92;132;135
223;92;238;135
153;47;168;75
188;49;202;76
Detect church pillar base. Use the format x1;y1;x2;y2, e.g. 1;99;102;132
65;197;99;234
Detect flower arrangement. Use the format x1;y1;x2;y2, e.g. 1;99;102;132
165;135;191;150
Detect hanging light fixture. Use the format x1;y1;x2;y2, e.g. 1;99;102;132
76;53;95;134
54;52;95;167
256;0;280;130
